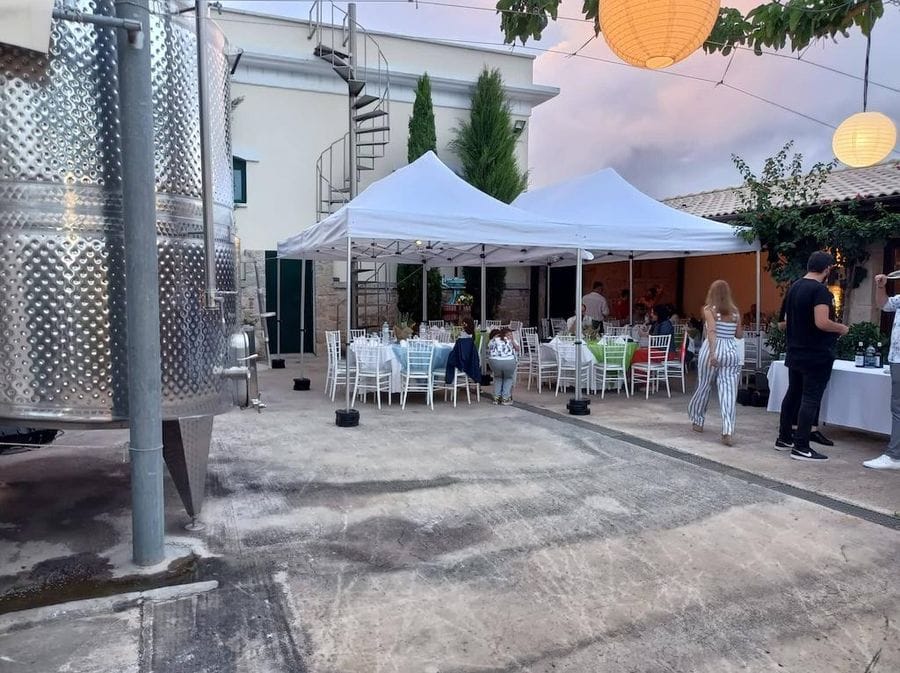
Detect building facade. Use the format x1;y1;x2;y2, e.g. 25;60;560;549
217;8;558;353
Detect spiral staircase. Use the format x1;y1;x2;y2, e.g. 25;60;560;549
308;1;393;330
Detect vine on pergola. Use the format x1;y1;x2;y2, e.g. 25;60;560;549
496;1;891;56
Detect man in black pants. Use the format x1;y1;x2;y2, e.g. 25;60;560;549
777;251;849;461
776;289;834;448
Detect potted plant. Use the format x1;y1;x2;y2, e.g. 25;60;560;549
765;324;786;360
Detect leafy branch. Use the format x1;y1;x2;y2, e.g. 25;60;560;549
495;0;889;56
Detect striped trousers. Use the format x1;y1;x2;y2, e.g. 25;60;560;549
688;338;741;436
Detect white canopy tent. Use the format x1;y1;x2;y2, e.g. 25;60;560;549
277;151;593;419
513;167;761;328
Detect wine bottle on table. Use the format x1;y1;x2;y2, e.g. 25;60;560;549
865;344;876;368
875;343;883;369
855;341;865;367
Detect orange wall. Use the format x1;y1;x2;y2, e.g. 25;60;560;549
683;253;780;320
579;253;781;322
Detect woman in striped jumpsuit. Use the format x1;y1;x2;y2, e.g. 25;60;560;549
688;280;744;445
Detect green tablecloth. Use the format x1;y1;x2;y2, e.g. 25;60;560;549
585;341;639;368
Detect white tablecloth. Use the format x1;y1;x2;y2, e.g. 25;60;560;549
766;360;891;435
540;338;599;391
349;342;454;394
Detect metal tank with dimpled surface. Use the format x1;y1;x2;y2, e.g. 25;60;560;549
0;1;244;521
0;0;237;427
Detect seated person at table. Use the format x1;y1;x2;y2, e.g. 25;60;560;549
566;304;592;335
632;305;678;363
611;289;630;321
459;316;475;337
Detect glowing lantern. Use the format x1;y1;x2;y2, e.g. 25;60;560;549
832;111;897;168
600;0;721;69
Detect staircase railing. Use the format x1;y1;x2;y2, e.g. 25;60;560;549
308;0;391;222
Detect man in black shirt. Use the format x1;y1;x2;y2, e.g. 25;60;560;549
777;292;833;448
777;251;849;461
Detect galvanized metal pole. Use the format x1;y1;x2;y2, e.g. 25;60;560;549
574;250;583;401
347;3;358;329
115;0;165;566
480;246;487;374
546;262;551;322
345;239;353;411
755;247;762;356
628;254;634;325
298;258;306;373
195;0;217;310
275;258;282;356
421;262;427;323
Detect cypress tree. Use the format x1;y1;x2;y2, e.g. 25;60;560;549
451;67;528;319
398;73;442;322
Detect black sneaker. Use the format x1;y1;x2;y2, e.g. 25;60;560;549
790;447;828;462
809;430;834;447
775;437;794;451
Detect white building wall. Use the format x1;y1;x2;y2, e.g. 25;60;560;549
219;9;555;342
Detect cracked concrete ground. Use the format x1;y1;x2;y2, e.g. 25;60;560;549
1;358;898;672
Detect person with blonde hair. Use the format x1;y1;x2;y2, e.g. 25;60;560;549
688;280;744;445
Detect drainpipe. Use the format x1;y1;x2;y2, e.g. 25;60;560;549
196;0;217;310
115;0;165;566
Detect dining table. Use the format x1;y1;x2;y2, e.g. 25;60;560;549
350;340;455;394
540;337;639;391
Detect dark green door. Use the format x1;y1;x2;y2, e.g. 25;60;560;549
265;251;314;354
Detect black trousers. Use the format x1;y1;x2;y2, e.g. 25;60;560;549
778;359;833;448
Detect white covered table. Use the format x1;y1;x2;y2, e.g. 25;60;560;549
766;360;891;435
349;341;454;394
540;338;599;391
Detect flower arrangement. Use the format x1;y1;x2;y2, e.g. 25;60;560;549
456;292;474;306
393;312;414;340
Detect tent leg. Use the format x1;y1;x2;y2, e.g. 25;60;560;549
336;237;359;427
271;257;285;368
546;262;551;324
628;254;634;326
479;245;491;386
294;258;310;391
755;248;762;359
422;262;427;324
568;249;589;415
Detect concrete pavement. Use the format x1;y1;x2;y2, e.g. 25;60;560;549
1;358;898;672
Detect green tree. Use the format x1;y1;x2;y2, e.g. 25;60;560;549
398;74;443;322
732;141;899;320
451;67;529;319
495;0;887;55
407;73;437;163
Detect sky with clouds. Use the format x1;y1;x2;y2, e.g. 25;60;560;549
222;0;900;199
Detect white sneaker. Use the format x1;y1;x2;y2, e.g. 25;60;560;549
863;454;900;470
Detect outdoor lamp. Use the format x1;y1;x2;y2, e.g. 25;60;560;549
600;0;721;69
832;111;896;168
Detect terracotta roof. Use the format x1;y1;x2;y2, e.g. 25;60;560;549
663;161;900;219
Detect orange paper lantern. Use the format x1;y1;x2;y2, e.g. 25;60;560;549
600;0;721;69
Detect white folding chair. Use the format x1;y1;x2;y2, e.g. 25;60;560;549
550;318;567;337
605;326;629;337
741;329;761;384
631;334;671;398
401;340;435;410
592;340;630;399
348;329;366;342
427;320;445;328
540;318;551;341
666;333;687;394
350;343;392;409
555;340;591;397
324;330;348;401
508;320;523;331
525;331;555;393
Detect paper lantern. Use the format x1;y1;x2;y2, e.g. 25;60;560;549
600;0;721;69
832;111;897;168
